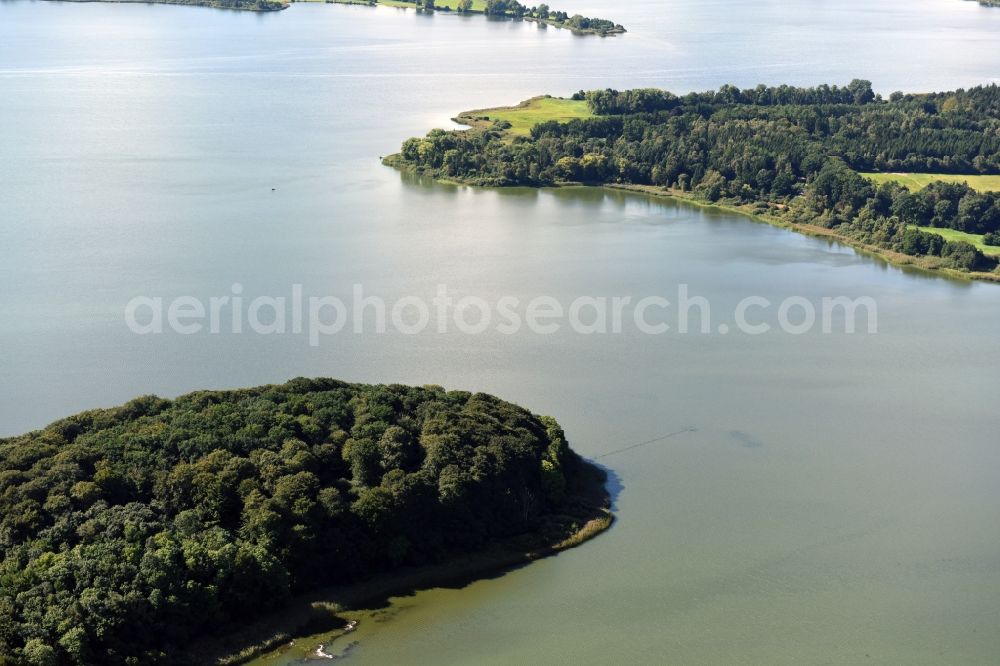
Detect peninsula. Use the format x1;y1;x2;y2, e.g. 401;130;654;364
386;84;1000;282
0;378;611;664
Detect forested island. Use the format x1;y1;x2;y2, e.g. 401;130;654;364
386;83;1000;280
0;378;611;664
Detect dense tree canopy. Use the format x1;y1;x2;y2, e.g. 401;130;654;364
0;379;585;664
390;82;1000;273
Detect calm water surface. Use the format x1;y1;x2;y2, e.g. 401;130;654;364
2;0;1000;663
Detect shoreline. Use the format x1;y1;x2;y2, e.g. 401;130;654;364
42;0;627;28
604;183;1000;284
194;458;614;665
382;154;1000;284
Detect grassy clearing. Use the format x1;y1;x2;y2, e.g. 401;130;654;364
456;96;593;136
862;172;1000;193
861;173;1000;256
432;0;487;9
914;225;1000;256
368;0;487;9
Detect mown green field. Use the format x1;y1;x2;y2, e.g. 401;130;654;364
433;0;487;9
863;172;1000;193
464;97;593;136
378;0;488;9
914;225;1000;256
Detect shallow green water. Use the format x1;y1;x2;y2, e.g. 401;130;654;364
2;0;1000;662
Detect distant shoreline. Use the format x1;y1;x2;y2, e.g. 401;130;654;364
45;0;288;11
41;0;626;34
330;0;625;36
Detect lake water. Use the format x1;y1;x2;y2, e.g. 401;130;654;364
2;0;1000;663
